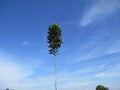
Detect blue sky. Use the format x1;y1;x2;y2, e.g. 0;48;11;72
0;0;120;90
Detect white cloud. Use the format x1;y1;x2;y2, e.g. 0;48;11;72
65;28;120;64
0;52;50;90
0;55;35;90
0;49;120;90
58;64;120;90
22;41;29;46
81;0;120;26
95;71;120;78
65;42;120;64
95;63;120;78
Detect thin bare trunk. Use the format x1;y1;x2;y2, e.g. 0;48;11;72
54;55;58;90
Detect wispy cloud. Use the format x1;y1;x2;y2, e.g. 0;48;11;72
65;28;120;64
0;51;120;90
95;71;120;78
22;41;29;46
58;62;120;90
95;63;120;78
0;53;37;90
0;52;51;90
81;0;120;26
65;40;120;64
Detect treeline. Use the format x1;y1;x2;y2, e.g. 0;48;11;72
4;84;109;90
5;88;14;90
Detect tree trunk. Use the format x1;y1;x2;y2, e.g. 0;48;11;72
54;55;58;90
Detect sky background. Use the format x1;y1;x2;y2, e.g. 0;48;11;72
0;0;120;90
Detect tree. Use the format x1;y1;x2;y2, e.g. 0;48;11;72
6;88;9;90
47;24;62;90
96;85;109;90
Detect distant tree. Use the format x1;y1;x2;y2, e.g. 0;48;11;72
6;88;9;90
47;24;62;90
96;85;109;90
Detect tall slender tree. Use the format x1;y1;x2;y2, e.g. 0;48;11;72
47;24;62;90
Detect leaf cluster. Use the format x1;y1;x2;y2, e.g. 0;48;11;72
47;24;62;56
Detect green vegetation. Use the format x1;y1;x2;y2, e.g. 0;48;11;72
96;85;109;90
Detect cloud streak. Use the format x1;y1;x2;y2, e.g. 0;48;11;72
65;27;120;64
81;0;120;26
95;63;120;78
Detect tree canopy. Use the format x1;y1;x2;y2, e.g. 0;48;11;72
96;85;109;90
47;24;62;56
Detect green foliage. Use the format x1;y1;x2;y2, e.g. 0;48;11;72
47;24;62;56
96;85;109;90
